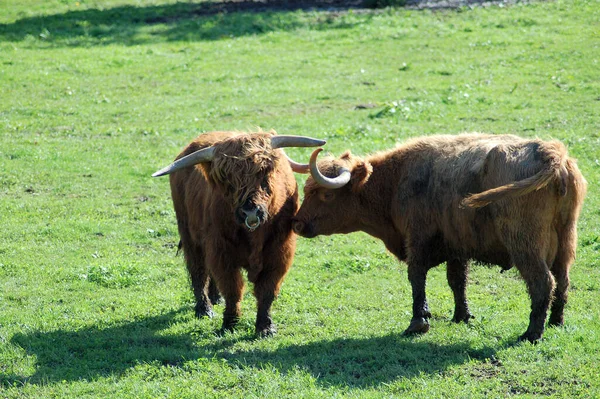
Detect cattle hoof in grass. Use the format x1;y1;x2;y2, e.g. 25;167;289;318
452;311;473;323
403;317;430;335
216;321;238;336
518;331;542;344
256;324;277;338
216;327;233;337
548;315;564;327
219;315;239;334
209;293;222;306
195;304;215;319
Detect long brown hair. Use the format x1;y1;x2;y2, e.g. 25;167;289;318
209;133;276;209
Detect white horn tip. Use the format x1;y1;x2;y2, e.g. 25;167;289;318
310;148;324;161
152;168;169;177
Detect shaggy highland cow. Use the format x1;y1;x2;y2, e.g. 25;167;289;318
153;130;325;336
292;133;586;342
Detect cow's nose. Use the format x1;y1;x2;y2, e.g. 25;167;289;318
242;207;261;229
241;207;259;219
292;220;305;234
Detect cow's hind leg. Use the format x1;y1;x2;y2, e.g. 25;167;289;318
180;238;215;318
208;278;222;306
549;224;577;327
447;259;473;323
513;252;555;342
499;213;556;342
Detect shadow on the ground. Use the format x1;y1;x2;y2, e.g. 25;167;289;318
0;1;367;46
0;0;511;46
4;308;499;389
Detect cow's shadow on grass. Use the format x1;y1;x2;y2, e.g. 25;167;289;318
219;332;499;388
0;1;369;47
5;308;499;389
5;310;200;386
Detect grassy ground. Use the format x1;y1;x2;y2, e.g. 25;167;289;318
1;0;599;397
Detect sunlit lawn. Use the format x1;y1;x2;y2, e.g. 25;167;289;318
1;0;599;397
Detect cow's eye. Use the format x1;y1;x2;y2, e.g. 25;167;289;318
260;180;271;193
320;190;335;202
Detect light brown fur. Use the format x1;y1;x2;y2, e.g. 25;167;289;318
169;131;299;336
294;133;587;342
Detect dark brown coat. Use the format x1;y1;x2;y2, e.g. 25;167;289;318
293;133;587;342
166;131;302;336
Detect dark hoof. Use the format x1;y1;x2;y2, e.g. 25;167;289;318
403;317;430;335
518;331;542;343
208;281;221;305
452;312;473;323
215;326;234;337
548;316;564;327
194;304;214;319
256;324;277;338
256;315;276;338
220;315;239;332
209;294;222;306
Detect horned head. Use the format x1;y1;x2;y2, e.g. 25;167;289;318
293;149;372;237
153;132;326;232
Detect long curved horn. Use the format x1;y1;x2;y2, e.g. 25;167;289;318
272;135;325;173
271;135;326;149
282;151;310;173
309;148;351;189
152;146;216;177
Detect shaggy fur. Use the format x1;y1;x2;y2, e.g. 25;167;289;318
294;133;587;342
169;131;298;336
209;134;276;211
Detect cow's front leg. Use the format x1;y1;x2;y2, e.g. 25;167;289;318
250;236;295;337
251;265;292;337
217;268;245;333
206;247;245;333
254;282;277;337
404;261;432;335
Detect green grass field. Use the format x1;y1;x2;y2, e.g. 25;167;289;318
1;0;599;397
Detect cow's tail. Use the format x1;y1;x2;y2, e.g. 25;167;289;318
461;141;569;209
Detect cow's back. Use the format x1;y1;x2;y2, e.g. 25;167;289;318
392;133;580;263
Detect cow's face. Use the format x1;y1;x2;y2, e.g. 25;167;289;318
293;151;372;237
293;184;351;238
209;135;277;231
231;177;273;232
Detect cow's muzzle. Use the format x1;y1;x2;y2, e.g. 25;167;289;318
238;201;267;232
244;211;261;231
292;219;316;238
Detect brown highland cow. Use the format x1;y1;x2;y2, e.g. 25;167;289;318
153;130;325;336
292;133;586;342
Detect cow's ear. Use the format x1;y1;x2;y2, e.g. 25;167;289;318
350;160;372;193
340;150;352;160
197;163;215;184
